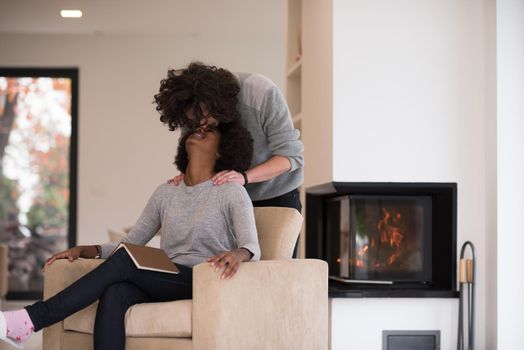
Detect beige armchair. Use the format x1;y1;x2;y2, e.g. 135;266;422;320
43;207;328;350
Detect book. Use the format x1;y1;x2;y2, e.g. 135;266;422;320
111;242;180;274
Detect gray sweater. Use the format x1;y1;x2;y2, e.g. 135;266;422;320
235;73;304;201
100;181;261;267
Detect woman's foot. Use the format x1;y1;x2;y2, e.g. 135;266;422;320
0;309;34;349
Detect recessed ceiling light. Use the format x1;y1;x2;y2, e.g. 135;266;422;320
60;10;83;18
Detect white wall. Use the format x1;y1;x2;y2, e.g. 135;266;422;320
497;0;524;348
0;26;285;246
331;0;493;348
331;299;458;350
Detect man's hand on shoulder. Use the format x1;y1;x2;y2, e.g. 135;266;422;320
212;170;247;186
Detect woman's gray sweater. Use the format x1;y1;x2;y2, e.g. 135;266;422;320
100;181;261;267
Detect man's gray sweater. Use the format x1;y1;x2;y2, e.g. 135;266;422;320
100;181;261;267
236;73;304;201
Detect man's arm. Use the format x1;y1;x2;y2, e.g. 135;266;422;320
213;78;301;186
245;155;291;183
212;155;291;186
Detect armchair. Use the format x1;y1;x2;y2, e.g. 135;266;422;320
43;207;328;350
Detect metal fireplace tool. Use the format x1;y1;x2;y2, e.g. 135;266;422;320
457;241;476;350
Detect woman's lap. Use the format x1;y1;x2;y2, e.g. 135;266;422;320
26;248;192;331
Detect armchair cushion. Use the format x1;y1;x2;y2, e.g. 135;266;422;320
254;207;302;260
64;299;192;338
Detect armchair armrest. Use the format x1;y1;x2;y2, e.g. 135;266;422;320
43;258;105;350
192;259;328;350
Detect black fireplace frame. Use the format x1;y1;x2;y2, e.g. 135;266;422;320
306;182;458;298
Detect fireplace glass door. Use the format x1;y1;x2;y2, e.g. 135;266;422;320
327;195;433;283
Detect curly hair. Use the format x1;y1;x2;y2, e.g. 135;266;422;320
154;62;240;131
175;121;253;173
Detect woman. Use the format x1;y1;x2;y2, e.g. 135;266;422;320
0;121;260;350
155;62;304;212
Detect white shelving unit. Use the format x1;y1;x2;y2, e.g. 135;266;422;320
285;0;334;259
285;0;304;257
285;0;303;132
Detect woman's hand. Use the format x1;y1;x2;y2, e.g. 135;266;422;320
43;245;98;269
167;173;184;186
207;248;253;279
44;247;83;268
212;170;246;186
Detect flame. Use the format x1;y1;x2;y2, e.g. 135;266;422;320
354;208;405;269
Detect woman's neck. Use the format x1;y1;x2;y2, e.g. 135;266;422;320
184;162;215;187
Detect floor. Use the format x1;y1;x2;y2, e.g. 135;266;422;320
1;300;42;350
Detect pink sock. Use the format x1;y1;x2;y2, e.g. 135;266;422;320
3;309;34;343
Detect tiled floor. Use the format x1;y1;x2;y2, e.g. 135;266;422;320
0;300;42;350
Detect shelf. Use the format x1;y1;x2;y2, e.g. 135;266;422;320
286;58;302;79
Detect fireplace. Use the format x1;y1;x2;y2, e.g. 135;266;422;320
306;182;458;297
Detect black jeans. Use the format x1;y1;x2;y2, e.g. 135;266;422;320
252;188;302;213
25;248;192;350
252;188;302;257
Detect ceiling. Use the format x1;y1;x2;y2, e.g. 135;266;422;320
0;0;283;37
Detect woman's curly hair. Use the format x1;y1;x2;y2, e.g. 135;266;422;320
175;121;253;173
154;62;240;131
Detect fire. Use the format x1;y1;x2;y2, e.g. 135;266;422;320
354;208;405;269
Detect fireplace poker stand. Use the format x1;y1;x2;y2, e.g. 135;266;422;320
457;241;476;350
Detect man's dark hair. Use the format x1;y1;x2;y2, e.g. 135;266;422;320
154;62;240;131
175;121;253;173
